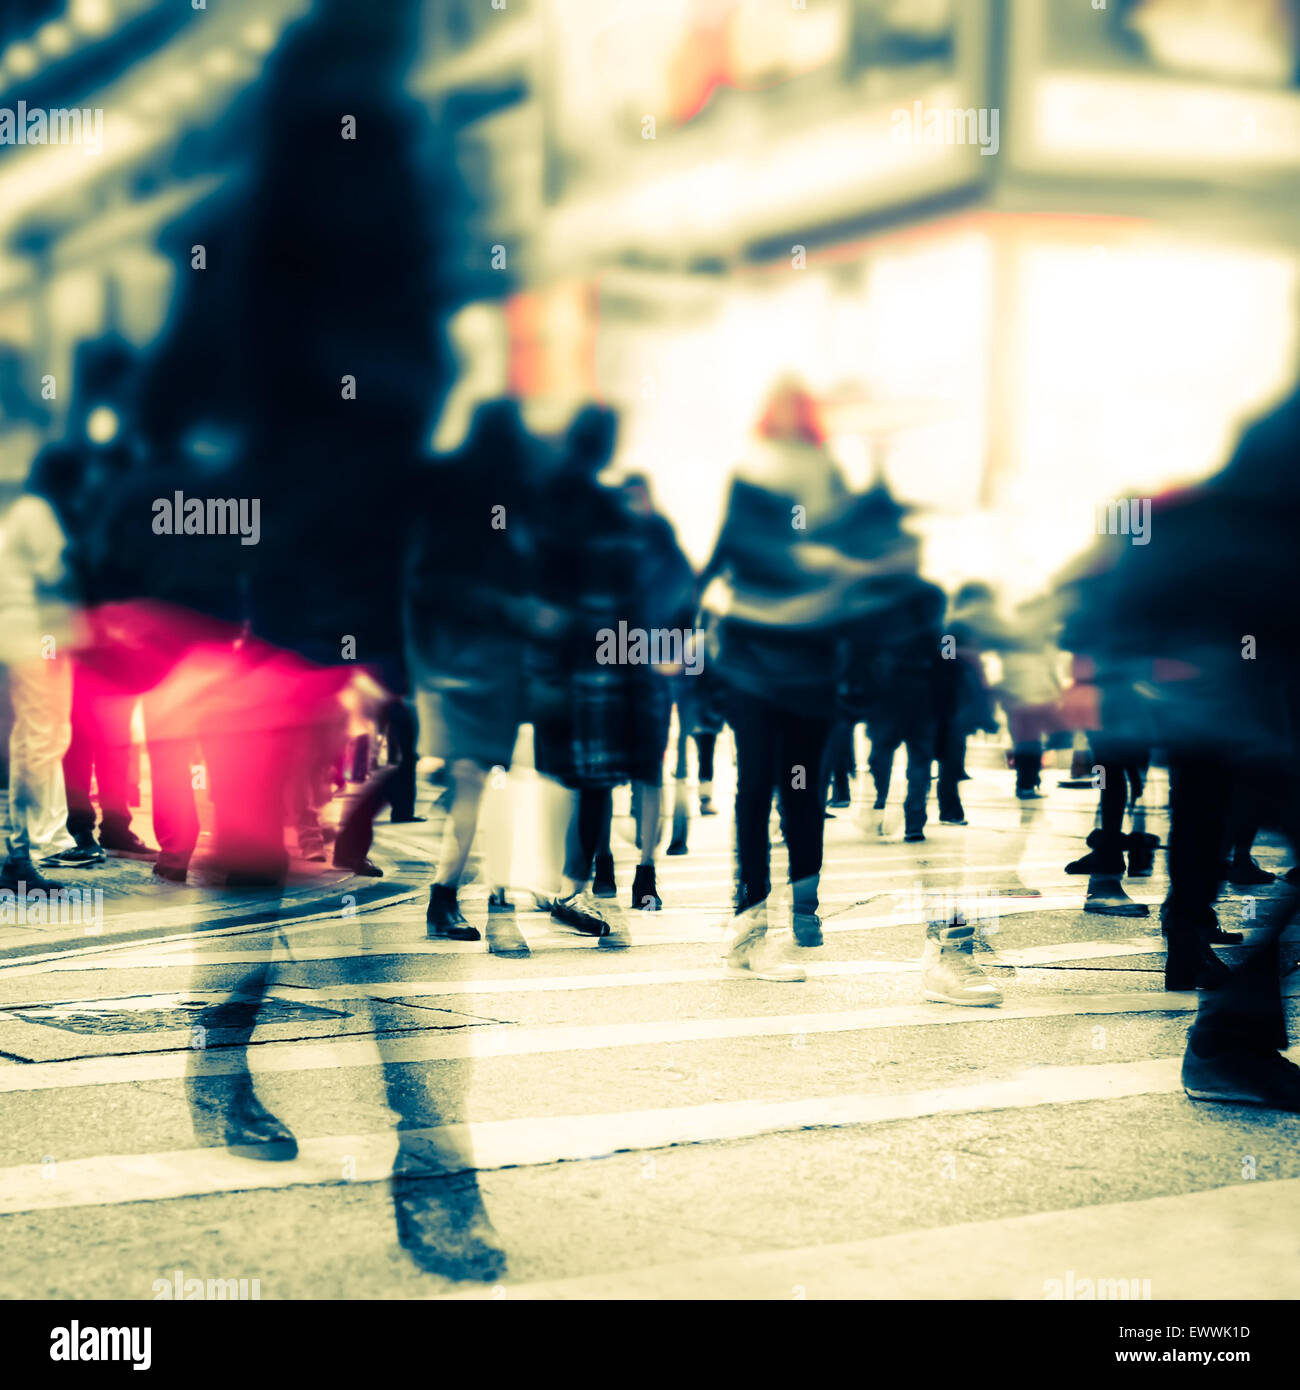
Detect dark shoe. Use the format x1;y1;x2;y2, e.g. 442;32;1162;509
1183;1046;1300;1111
938;813;967;826
1125;831;1159;878
0;856;65;892
631;864;661;911
872;796;886;811
153;859;189;884
389;814;427;824
698;795;716;816
71;829;106;862
224;1092;298;1161
592;852;617;898
550;890;611;937
97;825;155;857
1226;855;1276;887
1083;875;1149;917
486;892;529;956
666;837;688;856
297;828;328;862
1160;900;1242;945
1015;787;1041;800
335;854;383;877
40;845;103;868
792;912;823;948
393;1172;507;1282
904;830;925;843
1065;829;1125;876
427;884;481;941
1164;932;1231;991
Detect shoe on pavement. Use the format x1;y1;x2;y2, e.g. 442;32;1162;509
486;892;529;956
1065;829;1126;876
153;858;189;884
41;844;103;868
1160;900;1242;946
725;915;806;981
666;837;688;856
393;1172;507;1282
699;794;717;817
335;854;383;877
426;884;481;941
1164;932;1231;992
1225;855;1276;887
223;1091;299;1162
631;863;661;911
70;829;106;862
297;829;328;862
1183;1046;1300;1111
938;811;967;825
1083;874;1150;917
792;912;823;948
1125;831;1159;878
903;830;925;843
0;855;66;892
550;889;612;937
592;852;617;898
921;919;1002;1006
97;825;155;857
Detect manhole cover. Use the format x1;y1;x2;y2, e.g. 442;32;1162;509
11;994;349;1035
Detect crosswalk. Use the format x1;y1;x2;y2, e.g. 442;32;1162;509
2;761;1298;1299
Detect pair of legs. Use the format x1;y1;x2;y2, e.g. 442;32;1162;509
63;661;135;843
868;710;936;836
822;719;855;805
1005;702;1058;796
3;655;75;881
562;781;661;904
729;690;831;916
934;717;967;822
185;895;503;1279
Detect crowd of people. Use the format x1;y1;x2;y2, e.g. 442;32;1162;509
2;0;1297;1288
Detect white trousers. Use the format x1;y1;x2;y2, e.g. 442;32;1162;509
6;655;75;861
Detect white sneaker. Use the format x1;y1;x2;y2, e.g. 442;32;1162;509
920;933;1002;1006
725;921;806;982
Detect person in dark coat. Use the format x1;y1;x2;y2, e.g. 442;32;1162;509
1062;381;1300;1110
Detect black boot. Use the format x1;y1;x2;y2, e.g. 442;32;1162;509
485;890;529;957
1163;909;1233;991
392;1169;506;1282
224;1087;299;1161
1065;829;1126;875
0;855;65;892
592;852;617;898
1160;899;1242;945
1225;854;1276;887
426;884;481;941
1084;874;1149;917
631;863;661;911
1124;831;1160;878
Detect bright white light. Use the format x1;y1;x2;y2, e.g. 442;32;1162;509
70;0;114;37
164;70;201;103
85;406;120;445
36;22;74;57
242;20;276;53
6;43;39;77
201;48;241;80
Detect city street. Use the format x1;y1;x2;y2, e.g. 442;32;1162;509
2;744;1298;1301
